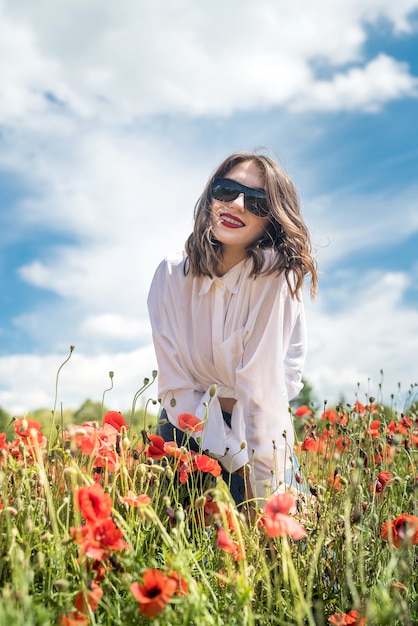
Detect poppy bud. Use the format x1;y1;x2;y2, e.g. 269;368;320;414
194;496;206;509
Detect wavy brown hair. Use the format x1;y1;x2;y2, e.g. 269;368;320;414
185;152;318;299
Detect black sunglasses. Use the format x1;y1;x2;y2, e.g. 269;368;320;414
210;177;270;217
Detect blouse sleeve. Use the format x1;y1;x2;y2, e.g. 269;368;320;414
147;259;249;466
234;275;307;500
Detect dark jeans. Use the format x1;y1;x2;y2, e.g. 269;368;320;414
157;409;246;506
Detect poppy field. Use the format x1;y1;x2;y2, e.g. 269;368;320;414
0;371;417;625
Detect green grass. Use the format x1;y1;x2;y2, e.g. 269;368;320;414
0;389;417;625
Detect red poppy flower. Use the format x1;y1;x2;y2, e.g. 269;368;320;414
193;454;222;477
202;495;235;529
377;470;392;488
93;448;119;472
77;483;112;524
102;411;127;432
130;569;177;618
367;419;382;439
328;609;366;625
178;413;204;433
374;443;396;464
294;405;312;417
72;424;99;456
14;417;42;437
352;402;366;415
71;517;130;561
168;570;189;596
381;513;418;548
145;434;166;460
262;493;306;540
334;436;351;452
163;441;192;463
122;491;151;508
301;436;319;452
329;470;345;491
179;461;192;484
74;581;103;614
216;527;244;561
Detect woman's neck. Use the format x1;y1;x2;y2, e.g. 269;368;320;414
216;248;248;276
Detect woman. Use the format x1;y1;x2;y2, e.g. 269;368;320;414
147;152;317;507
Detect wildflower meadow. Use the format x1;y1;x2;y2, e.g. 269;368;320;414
0;352;417;625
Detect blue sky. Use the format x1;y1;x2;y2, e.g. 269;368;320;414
0;0;418;413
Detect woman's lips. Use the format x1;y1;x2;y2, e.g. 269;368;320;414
219;212;245;228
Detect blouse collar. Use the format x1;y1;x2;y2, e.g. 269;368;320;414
198;258;247;296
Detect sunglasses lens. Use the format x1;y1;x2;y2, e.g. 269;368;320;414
211;180;240;203
211;178;270;217
246;198;270;217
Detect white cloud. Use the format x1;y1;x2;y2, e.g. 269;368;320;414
292;54;418;112
305;270;418;407
1;0;417;123
0;346;159;416
81;314;150;342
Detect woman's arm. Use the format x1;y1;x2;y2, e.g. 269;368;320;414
235;276;306;500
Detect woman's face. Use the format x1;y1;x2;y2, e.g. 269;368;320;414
211;160;270;255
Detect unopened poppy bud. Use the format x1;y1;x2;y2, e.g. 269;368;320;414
209;384;217;397
109;371;114;379
63;466;78;478
54;579;70;591
20;419;28;433
138;464;148;476
152;370;158;378
175;508;185;523
194;496;206;509
122;436;130;450
5;506;18;516
142;508;155;521
240;441;247;450
24;518;33;534
34;551;45;569
170;398;177;407
143;377;150;385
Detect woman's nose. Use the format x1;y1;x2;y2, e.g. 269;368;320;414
229;193;245;212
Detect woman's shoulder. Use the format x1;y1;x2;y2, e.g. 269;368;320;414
155;251;187;275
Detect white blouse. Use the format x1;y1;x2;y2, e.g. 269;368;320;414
147;250;307;500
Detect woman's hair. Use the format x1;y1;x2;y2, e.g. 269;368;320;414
185;152;318;299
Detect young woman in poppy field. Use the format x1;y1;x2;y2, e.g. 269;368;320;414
148;151;318;508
